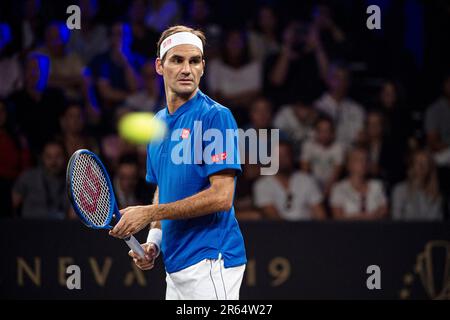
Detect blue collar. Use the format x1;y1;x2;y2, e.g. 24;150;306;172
165;89;203;118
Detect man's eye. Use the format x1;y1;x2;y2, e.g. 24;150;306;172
190;59;201;64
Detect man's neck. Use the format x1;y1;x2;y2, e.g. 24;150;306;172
166;88;198;114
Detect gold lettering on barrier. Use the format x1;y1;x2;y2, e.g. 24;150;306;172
124;263;146;286
17;257;41;287
58;257;74;286
88;257;112;286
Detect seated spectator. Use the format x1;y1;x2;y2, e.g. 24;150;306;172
301;116;344;197
315;63;365;147
242;97;280;167
0;100;31;217
89;22;142;110
358;110;402;189
371;80;411;184
113;155;146;208
8;53;66;155
0;23;23;98
57;103;99;156
12;140;69;219
273;96;317;158
392;149;443;221
264;20;328;106
145;0;181;33
248;5;280;61
124;60;162;112
207;29;262;121
310;4;348;61
235;163;263;221
35;22;85;100
67;0;109;65
425;73;450;166
253;141;326;220
128;0;159;58
330;146;388;220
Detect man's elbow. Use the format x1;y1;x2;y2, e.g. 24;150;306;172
217;194;233;212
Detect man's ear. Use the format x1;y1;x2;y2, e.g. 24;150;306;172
155;58;163;76
201;59;205;76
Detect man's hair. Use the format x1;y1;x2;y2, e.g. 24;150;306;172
156;25;206;59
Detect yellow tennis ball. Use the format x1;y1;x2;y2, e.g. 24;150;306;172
118;112;167;144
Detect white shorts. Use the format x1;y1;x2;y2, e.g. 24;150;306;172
165;254;246;300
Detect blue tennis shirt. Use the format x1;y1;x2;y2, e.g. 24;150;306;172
146;89;247;273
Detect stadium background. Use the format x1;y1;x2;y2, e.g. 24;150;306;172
0;0;449;299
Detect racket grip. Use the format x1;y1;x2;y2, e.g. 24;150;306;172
124;235;145;258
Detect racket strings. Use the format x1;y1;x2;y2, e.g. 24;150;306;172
71;154;111;227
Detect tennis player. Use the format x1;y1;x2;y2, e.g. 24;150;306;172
109;25;247;300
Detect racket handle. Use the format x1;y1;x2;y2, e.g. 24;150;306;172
124;235;145;258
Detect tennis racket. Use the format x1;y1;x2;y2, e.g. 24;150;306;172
66;149;145;258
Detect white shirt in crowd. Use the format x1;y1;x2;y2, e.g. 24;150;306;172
392;182;443;221
301;139;345;188
330;179;387;217
273;105;315;146
314;93;365;147
207;59;261;97
253;171;323;221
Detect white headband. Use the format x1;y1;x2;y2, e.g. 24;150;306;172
159;32;204;59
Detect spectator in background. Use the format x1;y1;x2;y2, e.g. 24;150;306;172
89;22;142;111
358;110;401;189
248;5;280;61
128;0;159;58
0;23;23;98
184;0;222;59
330;146;388;220
8;53;66;155
67;0;109;65
372;80;412;184
113;156;141;208
57;103;99;156
207;29;262;123
425;73;450;166
124;60;161;112
36;22;85;100
273;96;317;158
12;140;68;219
253;141;326;221
145;0;181;33
310;4;348;61
301;116;344;197
315;63;365;147
235;163;262;221
264;20;328;106
0;100;31;217
392;149;443;221
16;0;44;53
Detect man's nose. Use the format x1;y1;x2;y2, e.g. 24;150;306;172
181;61;191;75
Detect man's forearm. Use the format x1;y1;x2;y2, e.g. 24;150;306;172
151;184;231;221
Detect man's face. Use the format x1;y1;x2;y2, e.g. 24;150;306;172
156;44;205;98
316;120;334;145
42;144;65;175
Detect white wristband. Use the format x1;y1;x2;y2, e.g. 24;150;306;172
146;228;162;257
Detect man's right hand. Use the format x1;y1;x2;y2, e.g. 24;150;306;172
128;243;158;271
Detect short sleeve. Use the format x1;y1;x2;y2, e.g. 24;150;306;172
201;108;242;177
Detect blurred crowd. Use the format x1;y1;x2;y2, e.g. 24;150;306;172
0;0;449;221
